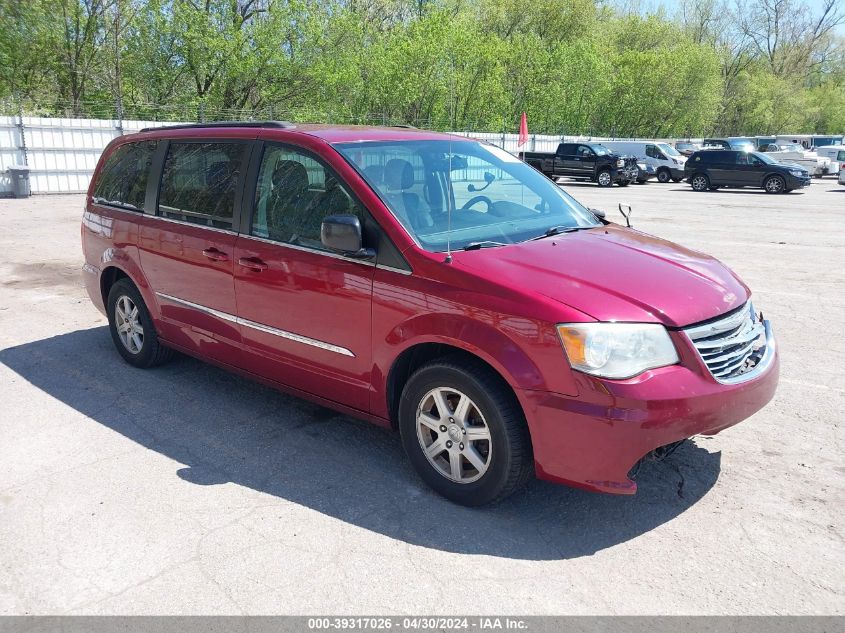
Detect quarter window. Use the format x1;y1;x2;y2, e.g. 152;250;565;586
252;145;364;251
93;141;156;211
157;142;246;229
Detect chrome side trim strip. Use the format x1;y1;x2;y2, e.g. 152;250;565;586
155;292;355;357
156;292;239;323
238;316;355;357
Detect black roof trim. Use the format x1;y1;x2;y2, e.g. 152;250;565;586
139;121;295;133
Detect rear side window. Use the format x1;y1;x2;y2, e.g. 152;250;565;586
93;141;156;211
157;142;246;229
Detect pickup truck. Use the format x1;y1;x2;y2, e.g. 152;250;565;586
523;142;638;187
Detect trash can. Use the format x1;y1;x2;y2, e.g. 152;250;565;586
7;165;31;198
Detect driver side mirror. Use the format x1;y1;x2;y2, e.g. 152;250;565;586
320;215;375;259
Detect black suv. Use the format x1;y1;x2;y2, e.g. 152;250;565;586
684;150;811;193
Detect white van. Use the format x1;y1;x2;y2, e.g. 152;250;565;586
814;145;845;174
601;141;686;183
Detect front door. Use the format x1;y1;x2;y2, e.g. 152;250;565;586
735;152;765;187
574;145;596;176
232;142;374;412
137;140;250;363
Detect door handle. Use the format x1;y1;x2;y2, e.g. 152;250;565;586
238;257;268;272
202;247;229;262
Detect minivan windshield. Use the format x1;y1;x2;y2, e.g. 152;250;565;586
657;142;681;157
335;140;600;252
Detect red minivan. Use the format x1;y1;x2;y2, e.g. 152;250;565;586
82;122;779;505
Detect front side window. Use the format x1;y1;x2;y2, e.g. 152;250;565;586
577;145;595;158
646;144;661;159
335;140;599;253
837;151;845;161
93;141;156;211
252;144;364;251
158;142;246;229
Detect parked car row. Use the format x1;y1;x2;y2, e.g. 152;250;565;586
522;133;842;189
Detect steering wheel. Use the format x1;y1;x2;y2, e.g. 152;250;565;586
460;195;494;212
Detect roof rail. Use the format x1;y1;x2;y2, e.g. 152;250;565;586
139;120;295;133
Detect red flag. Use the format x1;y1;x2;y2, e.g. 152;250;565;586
517;112;528;147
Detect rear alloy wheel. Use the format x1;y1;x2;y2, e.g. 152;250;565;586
399;356;533;505
691;173;710;191
596;169;612;187
764;175;786;194
657;168;671;183
107;278;174;368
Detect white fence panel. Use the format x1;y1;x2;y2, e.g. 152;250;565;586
0;117;192;195
0;115;699;196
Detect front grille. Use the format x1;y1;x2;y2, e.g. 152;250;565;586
684;302;767;382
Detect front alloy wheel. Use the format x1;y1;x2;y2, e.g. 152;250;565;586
416;387;492;484
597;170;612;187
765;175;786;193
399;356;533;505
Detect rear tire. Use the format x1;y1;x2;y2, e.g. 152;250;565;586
596;169;613;187
398;355;533;506
691;173;710;191
107;279;173;368
657;168;671;183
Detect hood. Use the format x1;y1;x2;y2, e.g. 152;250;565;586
455;225;749;327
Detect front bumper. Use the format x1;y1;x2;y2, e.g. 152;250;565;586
786;173;812;188
519;322;779;494
613;166;638;183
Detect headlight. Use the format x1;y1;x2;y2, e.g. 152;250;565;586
557;323;679;379
789;169;803;177
616;159;624;168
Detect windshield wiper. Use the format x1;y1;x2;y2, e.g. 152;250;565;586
462;240;507;251
529;225;590;241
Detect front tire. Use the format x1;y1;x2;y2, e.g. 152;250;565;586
657;168;671;183
596;169;613;187
107;279;173;368
764;175;786;194
398;356;533;506
691;173;710;191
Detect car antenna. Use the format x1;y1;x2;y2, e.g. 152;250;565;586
619;203;633;228
444;69;455;264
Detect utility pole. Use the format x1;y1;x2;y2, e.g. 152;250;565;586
113;0;124;133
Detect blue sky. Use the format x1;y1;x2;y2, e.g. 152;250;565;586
610;0;845;34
